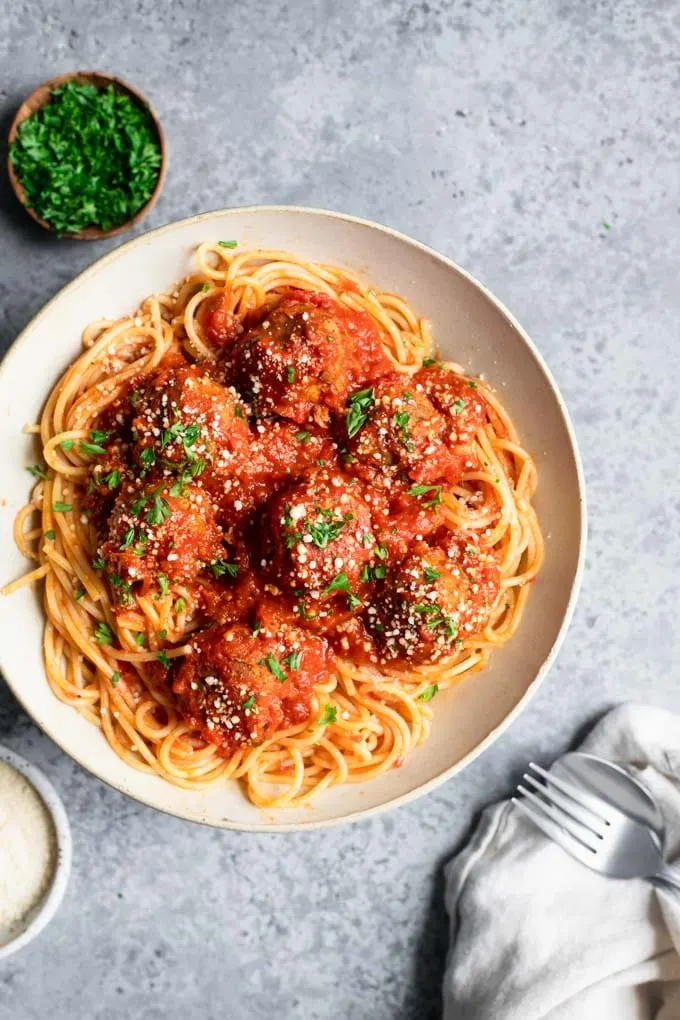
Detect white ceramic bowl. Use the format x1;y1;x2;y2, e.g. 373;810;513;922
0;207;586;831
0;745;72;959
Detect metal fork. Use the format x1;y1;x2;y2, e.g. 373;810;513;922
513;762;680;891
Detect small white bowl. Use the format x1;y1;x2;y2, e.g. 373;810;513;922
0;745;72;960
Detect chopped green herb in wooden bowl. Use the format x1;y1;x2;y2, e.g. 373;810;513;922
8;71;166;240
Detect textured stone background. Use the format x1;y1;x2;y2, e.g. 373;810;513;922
1;1;679;1017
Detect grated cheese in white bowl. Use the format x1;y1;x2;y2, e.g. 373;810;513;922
0;760;57;933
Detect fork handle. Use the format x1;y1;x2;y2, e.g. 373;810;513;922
654;863;680;893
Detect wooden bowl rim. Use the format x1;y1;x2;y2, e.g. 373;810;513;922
7;70;167;241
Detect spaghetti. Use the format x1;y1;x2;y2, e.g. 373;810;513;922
3;244;543;808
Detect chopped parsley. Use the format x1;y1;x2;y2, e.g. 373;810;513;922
465;544;479;555
130;493;149;517
252;619;262;636
157;651;171;667
110;671;121;687
413;603;439;617
287;366;296;383
201;283;210;293
295;430;311;443
346;387;374;439
174;597;186;613
146;492;172;527
134;632;145;646
262;655;287;682
424;566;441;581
105;469;120;489
52;501;72;513
284;650;302;670
417;684;439;702
9;81;162;235
92;557;106;571
211;560;239;579
234;406;246;420
44;530;55;540
426;612;458;638
27;464;48;479
140;447;156;468
319;705;337;726
305;511;351;549
79;439;107;456
120;527;135;551
296;600;314;621
346;592;362;611
217;239;238;248
95;621;114;645
283;504;302;549
323;571;350;595
157;574;170;597
422;357;436;367
160;420;201;457
468;381;478;389
59;439;75;451
90;430;111;444
392;410;414;451
406;483;443;509
452;398;466;414
74;586;86;601
361;563;386;582
242;694;257;711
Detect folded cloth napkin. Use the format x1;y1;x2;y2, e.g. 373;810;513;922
442;705;680;1020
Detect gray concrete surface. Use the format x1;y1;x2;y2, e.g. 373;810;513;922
1;1;679;1017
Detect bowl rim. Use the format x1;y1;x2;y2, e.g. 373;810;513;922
0;204;587;831
0;744;72;959
6;70;167;240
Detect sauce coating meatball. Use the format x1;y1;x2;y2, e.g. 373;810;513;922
172;610;330;753
413;365;487;445
100;480;224;596
345;376;468;487
227;289;392;426
365;536;501;663
131;364;251;471
205;419;336;531
262;469;376;615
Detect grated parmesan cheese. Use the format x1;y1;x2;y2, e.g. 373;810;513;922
0;762;56;933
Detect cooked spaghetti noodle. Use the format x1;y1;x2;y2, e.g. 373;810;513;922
3;244;543;807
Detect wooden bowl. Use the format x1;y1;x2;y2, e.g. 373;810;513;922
7;71;166;240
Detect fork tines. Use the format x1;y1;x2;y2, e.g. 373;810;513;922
512;761;613;861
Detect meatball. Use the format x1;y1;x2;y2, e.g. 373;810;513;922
413;364;487;445
100;480;223;595
345;375;467;487
227;289;392;426
205;419;336;531
172;612;330;754
263;469;376;616
131;364;250;472
370;482;445;564
365;537;501;664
